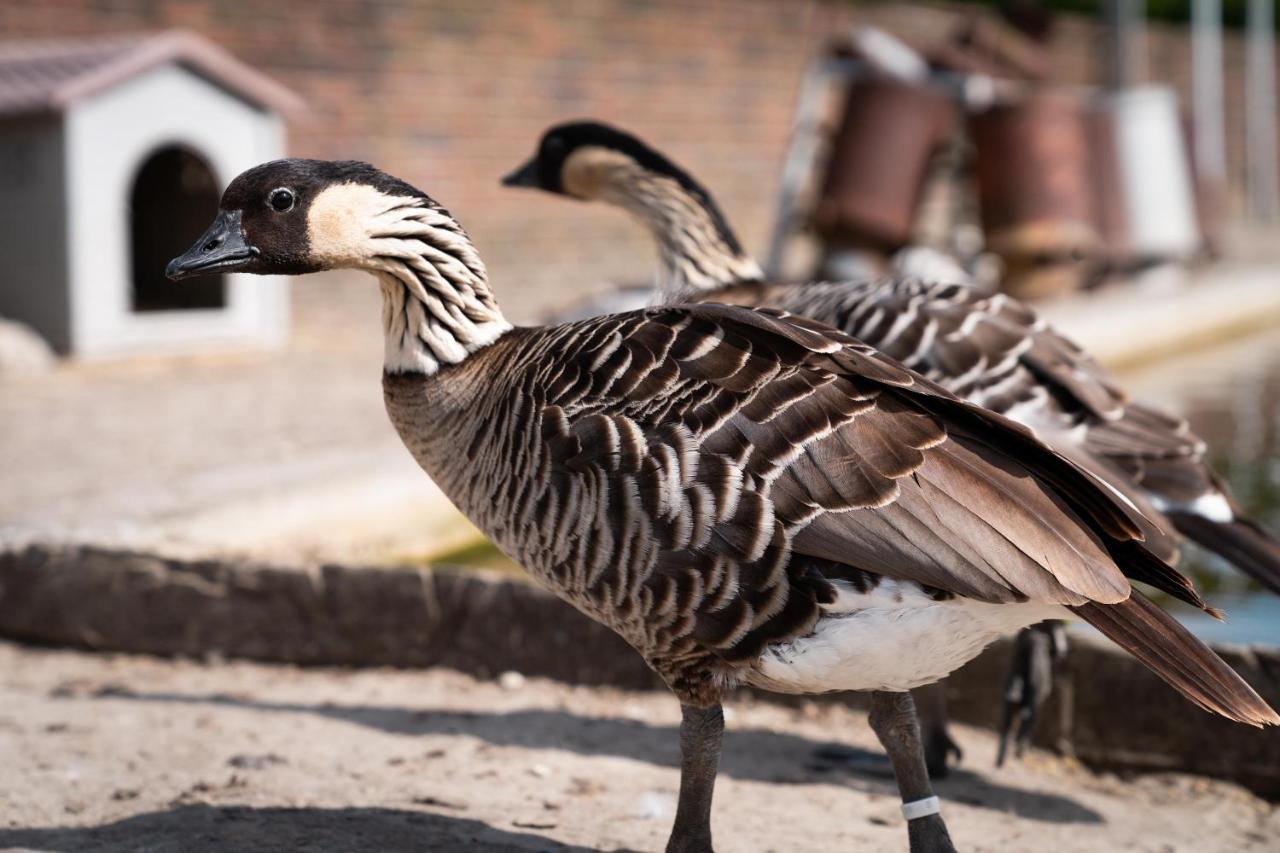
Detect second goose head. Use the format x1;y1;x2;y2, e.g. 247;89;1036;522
503;120;762;297
167;158;509;375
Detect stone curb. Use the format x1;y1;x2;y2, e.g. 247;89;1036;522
1;543;1277;799
0;543;657;690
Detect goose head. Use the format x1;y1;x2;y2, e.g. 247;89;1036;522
165;158;436;280
502;121;759;296
501;120;710;205
168;158;506;374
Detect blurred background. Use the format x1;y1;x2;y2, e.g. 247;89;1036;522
2;1;1280;835
6;0;1277;630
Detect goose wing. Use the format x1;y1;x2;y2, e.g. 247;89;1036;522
761;279;1203;455
760;279;1198;560
766;279;1128;422
798;278;1280;592
537;304;1198;656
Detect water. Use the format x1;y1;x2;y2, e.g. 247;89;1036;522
1120;328;1280;645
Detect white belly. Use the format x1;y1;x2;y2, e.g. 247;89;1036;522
749;579;1063;694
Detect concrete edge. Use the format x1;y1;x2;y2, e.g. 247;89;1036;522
1038;266;1280;371
1;543;1277;799
0;542;658;690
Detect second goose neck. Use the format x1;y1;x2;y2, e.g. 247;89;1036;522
601;167;763;298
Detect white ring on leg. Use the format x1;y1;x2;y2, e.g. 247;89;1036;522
901;796;941;821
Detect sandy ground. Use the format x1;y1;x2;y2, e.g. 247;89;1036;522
0;642;1275;853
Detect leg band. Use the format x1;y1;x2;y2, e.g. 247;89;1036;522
901;795;941;821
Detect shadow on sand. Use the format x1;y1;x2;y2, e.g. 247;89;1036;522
72;686;1104;825
0;804;610;853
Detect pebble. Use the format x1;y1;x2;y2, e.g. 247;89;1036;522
498;671;526;690
635;790;674;820
412;795;467;810
227;753;287;770
0;316;54;375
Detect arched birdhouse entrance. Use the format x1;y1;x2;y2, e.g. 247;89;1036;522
130;145;226;313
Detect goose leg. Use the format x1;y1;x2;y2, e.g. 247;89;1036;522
914;682;963;778
666;702;724;853
869;690;957;853
996;621;1067;767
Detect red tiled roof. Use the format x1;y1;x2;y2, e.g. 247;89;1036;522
0;30;304;119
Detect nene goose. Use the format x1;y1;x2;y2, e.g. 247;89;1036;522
168;159;1277;853
502;120;1280;766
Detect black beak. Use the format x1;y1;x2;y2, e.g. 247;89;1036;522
500;156;540;189
165;210;258;281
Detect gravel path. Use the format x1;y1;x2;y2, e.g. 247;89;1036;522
0;641;1275;852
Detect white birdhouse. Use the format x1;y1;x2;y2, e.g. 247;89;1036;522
0;31;303;358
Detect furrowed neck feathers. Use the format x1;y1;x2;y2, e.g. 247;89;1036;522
308;182;510;375
564;147;763;299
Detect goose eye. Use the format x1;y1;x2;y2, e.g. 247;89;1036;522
268;188;295;212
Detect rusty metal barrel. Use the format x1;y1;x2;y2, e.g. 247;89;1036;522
812;75;956;251
970;90;1100;257
970;90;1100;297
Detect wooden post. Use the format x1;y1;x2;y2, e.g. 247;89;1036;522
1102;0;1146;90
1246;0;1279;223
765;57;838;278
1192;0;1226;186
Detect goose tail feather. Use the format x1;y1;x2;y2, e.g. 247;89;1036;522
1168;511;1280;597
1070;592;1279;727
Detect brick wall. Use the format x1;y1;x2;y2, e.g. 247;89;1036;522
1;1;1268;323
